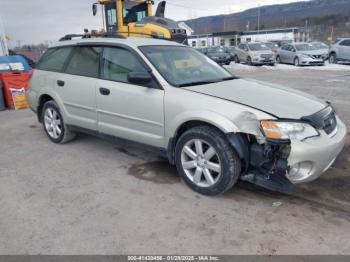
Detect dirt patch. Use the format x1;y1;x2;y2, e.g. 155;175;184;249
29;124;38;128
128;161;180;184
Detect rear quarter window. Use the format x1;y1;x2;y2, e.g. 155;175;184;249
36;47;73;72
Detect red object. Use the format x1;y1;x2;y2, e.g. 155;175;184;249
0;70;33;109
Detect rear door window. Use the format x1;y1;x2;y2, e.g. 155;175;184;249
36;47;73;72
65;46;101;78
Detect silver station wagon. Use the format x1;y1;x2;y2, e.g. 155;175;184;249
28;37;346;196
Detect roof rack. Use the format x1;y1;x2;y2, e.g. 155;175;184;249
59;32;127;42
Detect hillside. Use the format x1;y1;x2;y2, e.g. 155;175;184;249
185;0;350;40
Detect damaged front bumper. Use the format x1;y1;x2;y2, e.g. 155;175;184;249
229;110;347;193
286;116;347;184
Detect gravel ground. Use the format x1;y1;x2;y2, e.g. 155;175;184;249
0;64;349;255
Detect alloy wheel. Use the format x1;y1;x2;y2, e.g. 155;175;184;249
44;107;62;139
180;139;222;188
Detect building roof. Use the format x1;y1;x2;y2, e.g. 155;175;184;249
189;27;303;39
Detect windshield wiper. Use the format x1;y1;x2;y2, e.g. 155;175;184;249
221;76;239;81
177;80;220;87
177;76;238;88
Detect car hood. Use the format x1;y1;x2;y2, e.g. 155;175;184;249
183;79;327;119
250;50;274;55
297;50;327;55
208;52;229;57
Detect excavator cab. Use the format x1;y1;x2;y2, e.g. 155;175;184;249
92;0;188;44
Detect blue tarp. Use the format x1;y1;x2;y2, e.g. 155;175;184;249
0;55;30;72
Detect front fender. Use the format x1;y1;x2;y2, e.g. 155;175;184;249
167;110;240;140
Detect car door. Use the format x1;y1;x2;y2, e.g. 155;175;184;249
283;45;293;64
237;44;247;61
338;40;350;60
57;46;101;131
279;45;289;63
96;46;165;147
37;46;100;131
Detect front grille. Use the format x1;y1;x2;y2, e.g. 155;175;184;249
311;55;323;59
301;105;337;135
260;54;273;59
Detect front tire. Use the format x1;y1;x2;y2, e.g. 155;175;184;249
247;56;253;66
276;55;281;64
329;53;337;64
175;126;241;196
41;101;76;144
294;57;300;67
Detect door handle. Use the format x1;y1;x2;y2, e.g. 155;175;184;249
99;87;110;96
57;80;65;87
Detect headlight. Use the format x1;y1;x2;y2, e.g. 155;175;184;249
260;121;319;141
301;54;311;58
211;56;219;59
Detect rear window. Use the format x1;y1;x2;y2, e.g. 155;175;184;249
36;47;73;72
65;46;101;78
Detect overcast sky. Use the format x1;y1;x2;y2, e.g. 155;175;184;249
0;0;309;46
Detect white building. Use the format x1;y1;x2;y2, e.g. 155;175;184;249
0;16;9;56
188;28;311;48
178;22;194;36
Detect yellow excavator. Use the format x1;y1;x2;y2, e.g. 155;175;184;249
90;0;188;44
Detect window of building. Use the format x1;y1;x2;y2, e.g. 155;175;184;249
65;47;101;78
230;39;235;46
200;40;206;47
191;41;196;47
220;39;225;46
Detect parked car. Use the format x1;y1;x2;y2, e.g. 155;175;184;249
263;42;280;54
224;46;237;61
310;42;329;60
276;43;325;66
204;47;231;65
329;38;350;64
28;38;346;196
235;42;275;66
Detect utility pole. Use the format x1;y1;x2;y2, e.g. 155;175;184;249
257;4;261;33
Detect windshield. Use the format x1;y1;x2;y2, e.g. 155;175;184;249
123;2;147;24
264;42;279;49
295;43;318;51
311;42;329;49
248;43;271;51
140;46;235;87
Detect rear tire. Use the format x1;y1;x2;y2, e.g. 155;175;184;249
175;126;241;196
41;101;76;144
329;53;337;64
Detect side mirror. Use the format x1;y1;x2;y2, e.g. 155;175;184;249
127;72;152;85
92;3;98;16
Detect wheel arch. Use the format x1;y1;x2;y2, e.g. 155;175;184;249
37;94;54;122
166;117;250;168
